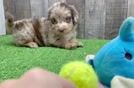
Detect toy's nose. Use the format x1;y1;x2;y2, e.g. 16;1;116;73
125;52;132;60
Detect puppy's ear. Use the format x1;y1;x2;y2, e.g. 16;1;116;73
69;5;79;25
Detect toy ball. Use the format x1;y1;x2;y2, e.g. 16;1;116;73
59;61;99;88
91;17;134;87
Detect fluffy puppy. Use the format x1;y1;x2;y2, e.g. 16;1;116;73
8;1;83;49
47;1;83;48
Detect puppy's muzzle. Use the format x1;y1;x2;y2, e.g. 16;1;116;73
57;22;68;33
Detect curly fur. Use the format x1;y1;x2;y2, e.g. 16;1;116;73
7;1;83;49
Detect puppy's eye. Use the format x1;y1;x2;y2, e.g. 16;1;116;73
66;16;72;23
51;18;57;24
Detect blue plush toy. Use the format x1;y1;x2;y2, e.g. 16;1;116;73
89;17;134;87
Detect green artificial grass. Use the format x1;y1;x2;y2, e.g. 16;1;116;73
0;35;108;81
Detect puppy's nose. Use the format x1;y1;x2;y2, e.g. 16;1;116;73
59;29;65;32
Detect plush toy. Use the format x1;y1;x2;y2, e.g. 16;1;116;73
111;76;134;88
88;17;134;87
59;61;99;88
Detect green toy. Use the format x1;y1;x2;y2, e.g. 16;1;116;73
59;61;99;88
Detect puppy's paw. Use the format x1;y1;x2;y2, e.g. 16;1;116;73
65;42;77;49
77;42;83;47
26;42;38;48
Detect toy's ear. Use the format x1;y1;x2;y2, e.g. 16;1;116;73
119;17;134;41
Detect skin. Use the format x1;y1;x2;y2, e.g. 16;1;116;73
0;68;76;88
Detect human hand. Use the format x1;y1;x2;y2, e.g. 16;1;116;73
0;68;75;88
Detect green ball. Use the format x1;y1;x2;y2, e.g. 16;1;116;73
59;61;99;88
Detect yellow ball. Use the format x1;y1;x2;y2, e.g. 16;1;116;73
59;61;99;88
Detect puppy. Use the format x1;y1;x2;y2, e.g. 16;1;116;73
8;1;83;49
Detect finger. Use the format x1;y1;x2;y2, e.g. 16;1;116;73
20;68;76;88
0;79;17;88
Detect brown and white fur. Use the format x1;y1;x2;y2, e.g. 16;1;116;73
7;1;83;49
